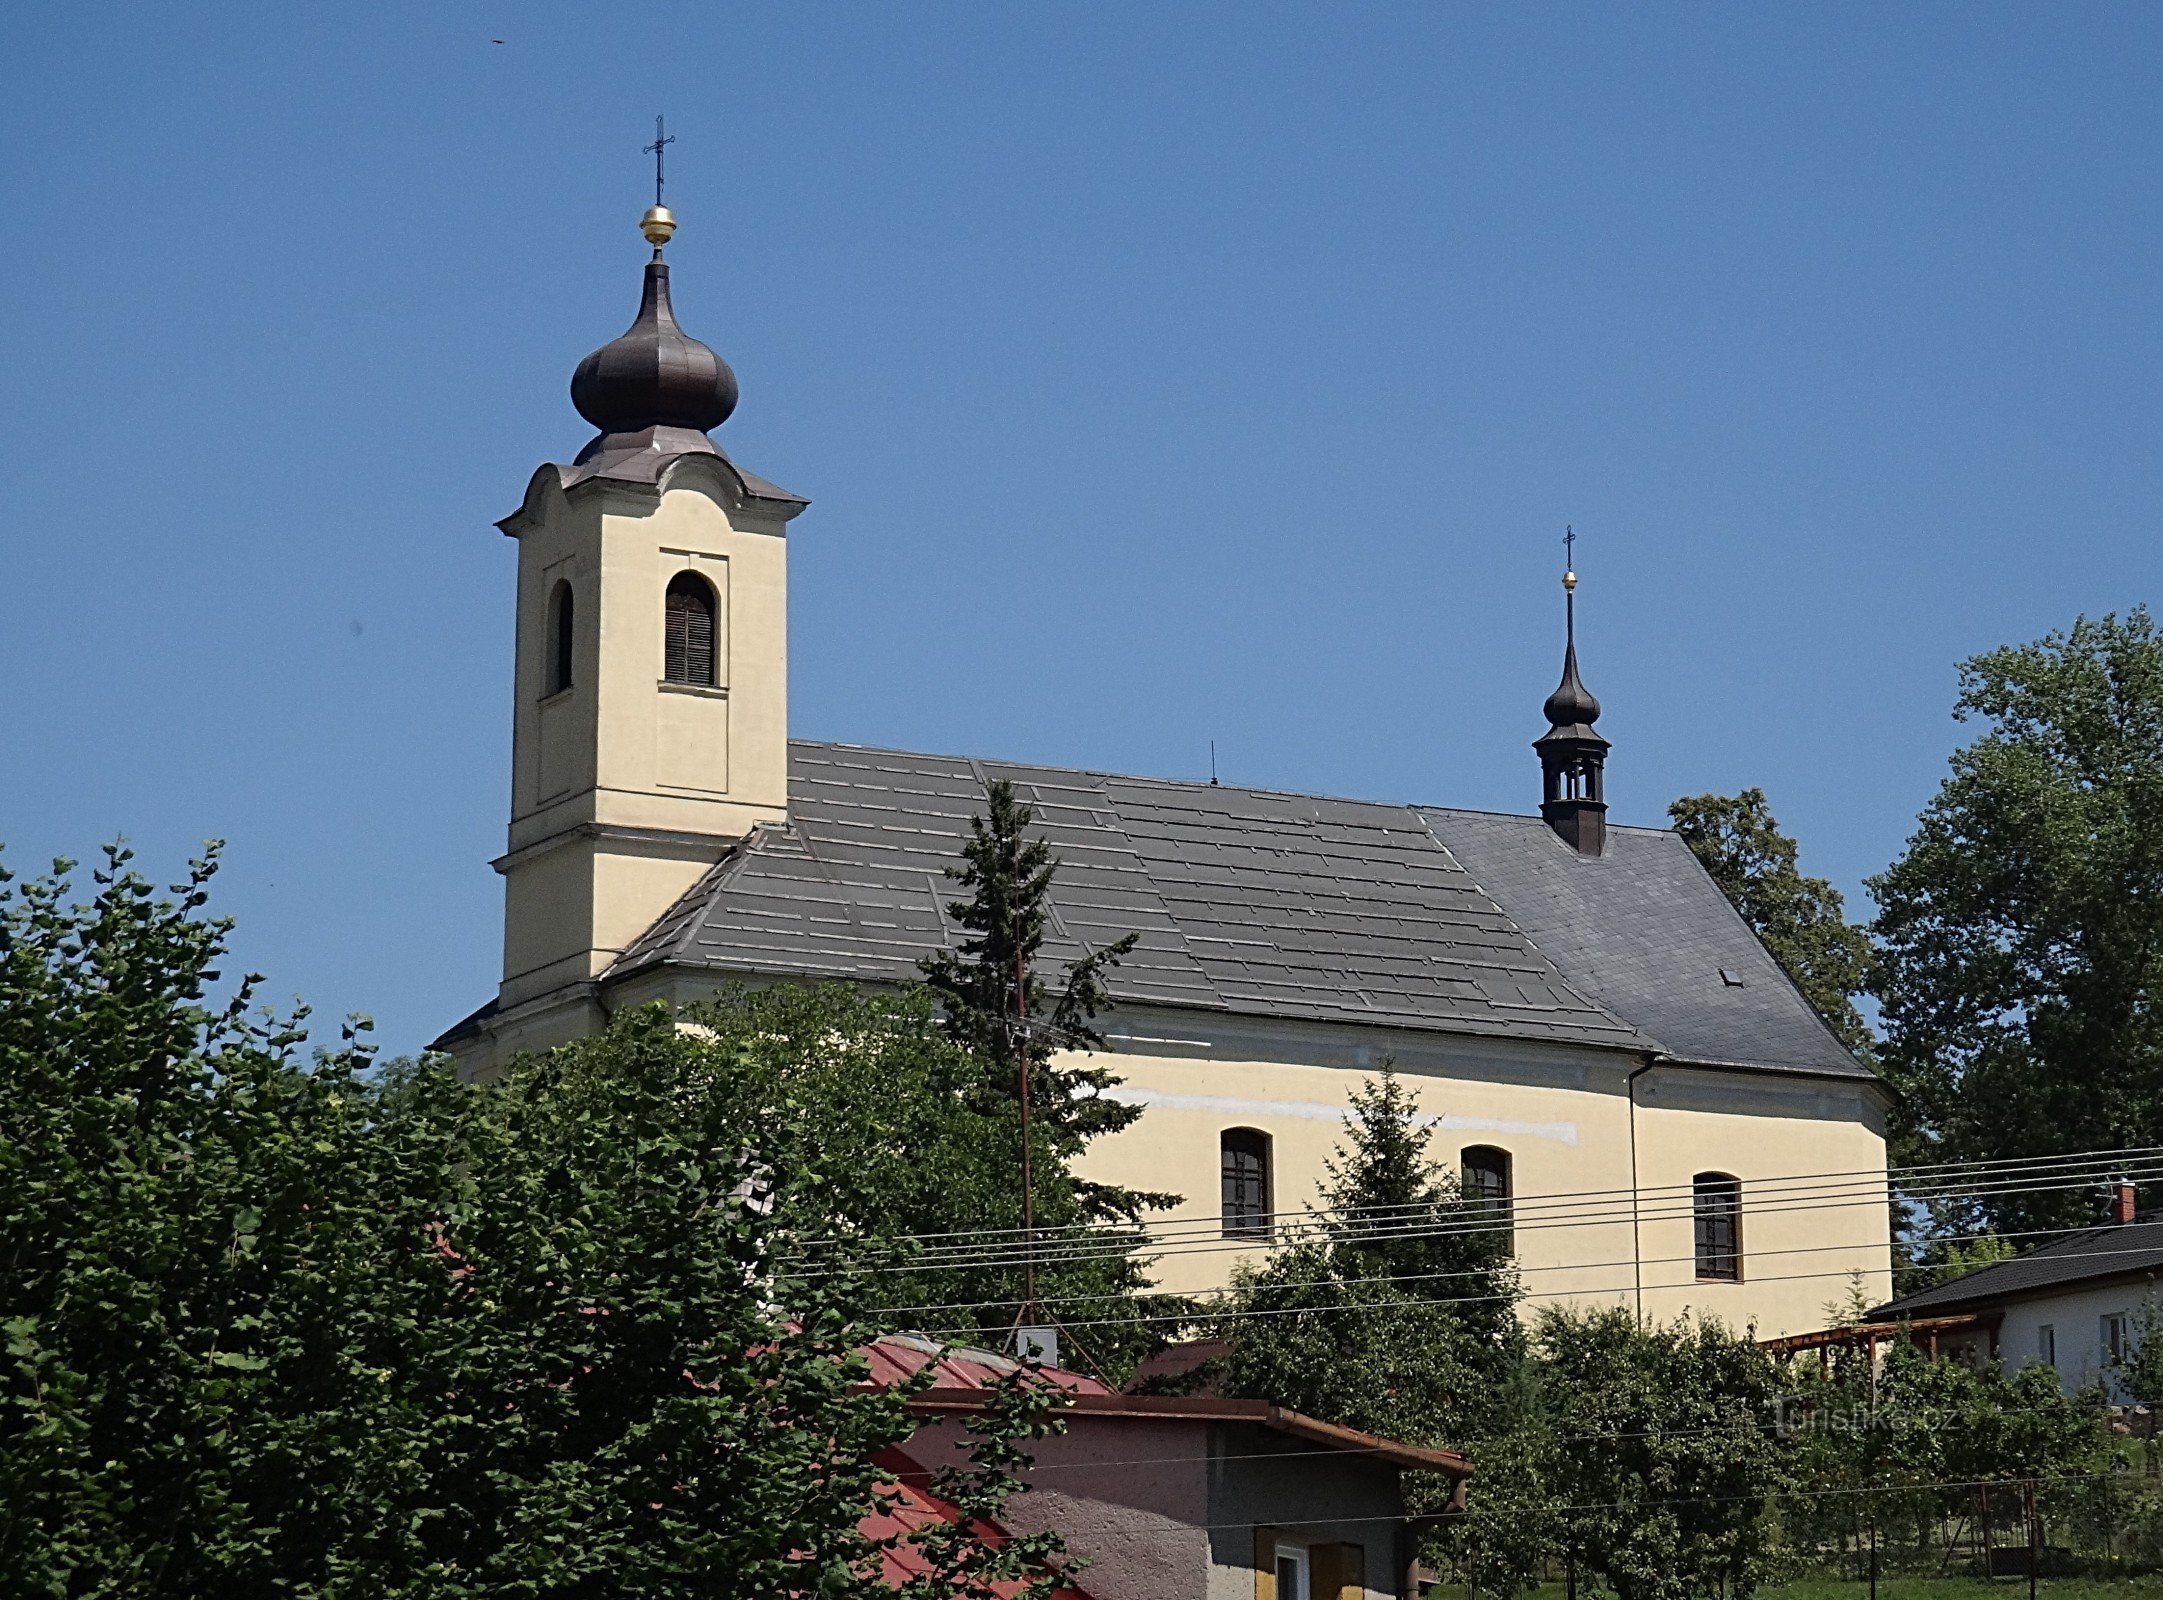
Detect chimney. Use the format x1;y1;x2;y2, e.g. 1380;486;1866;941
2113;1180;2138;1226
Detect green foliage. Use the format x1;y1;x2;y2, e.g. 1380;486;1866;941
913;777;1174;1368
0;848;1050;1598
1776;1338;2119;1577
662;983;1177;1375
1432;1418;1561;1600
1215;1068;1522;1445
1872;609;2163;1232
2116;1292;2163;1410
1668;788;1875;1059
895;1368;1080;1600
918;779;1142;1172
1536;1305;1791;1600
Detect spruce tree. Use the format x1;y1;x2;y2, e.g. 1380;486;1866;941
919;778;1151;1217
1216;1067;1524;1444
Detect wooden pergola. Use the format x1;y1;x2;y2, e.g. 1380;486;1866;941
1761;1312;2002;1372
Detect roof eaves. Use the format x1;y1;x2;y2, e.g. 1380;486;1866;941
903;1388;1471;1476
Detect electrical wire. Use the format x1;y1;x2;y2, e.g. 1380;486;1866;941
780;1149;2163;1281
784;1145;2163;1260
777;1155;2163;1291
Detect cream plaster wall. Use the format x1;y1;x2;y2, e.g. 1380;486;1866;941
492;457;800;1018
1063;1030;1889;1341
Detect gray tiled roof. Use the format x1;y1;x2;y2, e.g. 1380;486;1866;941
1428;810;1866;1077
608;741;1876;1080
1869;1218;2163;1319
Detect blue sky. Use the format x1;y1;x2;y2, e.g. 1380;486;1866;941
2;5;2157;1055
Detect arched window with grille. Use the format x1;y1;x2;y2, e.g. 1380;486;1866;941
1694;1172;1742;1282
664;571;717;686
1461;1145;1513;1248
546;579;575;696
1221;1128;1272;1241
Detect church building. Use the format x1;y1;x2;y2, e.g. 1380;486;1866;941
437;203;1892;1338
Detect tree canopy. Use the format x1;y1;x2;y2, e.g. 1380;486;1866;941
1214;1069;1521;1446
0;848;1062;1598
1871;608;2163;1229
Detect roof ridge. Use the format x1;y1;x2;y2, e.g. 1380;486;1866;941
790;736;1684;836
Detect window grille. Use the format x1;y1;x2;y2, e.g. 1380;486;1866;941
1461;1145;1513;1250
1694;1172;1742;1282
1221;1128;1272;1241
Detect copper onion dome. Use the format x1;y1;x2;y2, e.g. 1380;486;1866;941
570;209;738;438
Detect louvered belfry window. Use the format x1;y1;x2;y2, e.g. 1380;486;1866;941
664;572;716;686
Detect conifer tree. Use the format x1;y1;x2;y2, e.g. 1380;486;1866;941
919;779;1152;1218
1215;1067;1523;1444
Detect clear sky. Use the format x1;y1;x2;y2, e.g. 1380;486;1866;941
2;5;2157;1055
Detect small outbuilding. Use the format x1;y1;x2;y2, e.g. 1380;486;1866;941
864;1335;1470;1600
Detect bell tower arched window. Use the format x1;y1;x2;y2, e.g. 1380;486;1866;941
1694;1172;1742;1282
664;571;717;686
546;579;575;696
1461;1145;1513;1249
1221;1128;1273;1241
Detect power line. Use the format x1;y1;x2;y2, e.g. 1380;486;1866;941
780;1153;2163;1286
786;1144;2163;1259
858;1215;2128;1322
887;1235;2163;1337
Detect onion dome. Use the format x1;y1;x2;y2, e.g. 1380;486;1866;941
1540;568;1601;730
569;207;738;438
1543;644;1601;729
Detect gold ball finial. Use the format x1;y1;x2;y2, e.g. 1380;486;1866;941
1563;569;1578;592
641;205;677;247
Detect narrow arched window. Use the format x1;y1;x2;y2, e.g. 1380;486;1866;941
664;571;717;686
546;579;574;696
1694;1172;1742;1282
1462;1145;1513;1248
1221;1128;1272;1241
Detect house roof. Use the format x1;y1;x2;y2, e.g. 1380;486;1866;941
606;740;1874;1081
1869;1217;2163;1320
863;1335;1470;1478
863;1445;1099;1598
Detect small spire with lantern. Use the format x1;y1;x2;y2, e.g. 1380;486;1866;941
1535;527;1609;856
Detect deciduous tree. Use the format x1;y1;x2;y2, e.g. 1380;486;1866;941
1872;609;2163;1230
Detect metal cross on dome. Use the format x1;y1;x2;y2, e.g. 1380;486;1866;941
1563;525;1575;573
645;115;675;208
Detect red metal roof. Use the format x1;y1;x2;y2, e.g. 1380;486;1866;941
859;1446;1097;1598
861;1333;1116;1396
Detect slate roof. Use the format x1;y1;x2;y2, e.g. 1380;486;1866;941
607;741;1875;1081
1869;1218;2163;1320
1430;810;1865;1077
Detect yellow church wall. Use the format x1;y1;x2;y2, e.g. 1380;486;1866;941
571;973;1889;1342
1059;1026;1889;1341
1627;1066;1891;1337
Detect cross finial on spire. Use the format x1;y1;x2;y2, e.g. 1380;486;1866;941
645;115;675;208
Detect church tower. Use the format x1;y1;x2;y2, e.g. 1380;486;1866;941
480;202;808;1063
1535;548;1608;856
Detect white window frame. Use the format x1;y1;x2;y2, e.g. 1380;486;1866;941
1274;1543;1309;1600
2038;1323;2056;1367
2104;1312;2131;1366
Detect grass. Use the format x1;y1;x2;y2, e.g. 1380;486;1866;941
1507;1580;2163;1600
